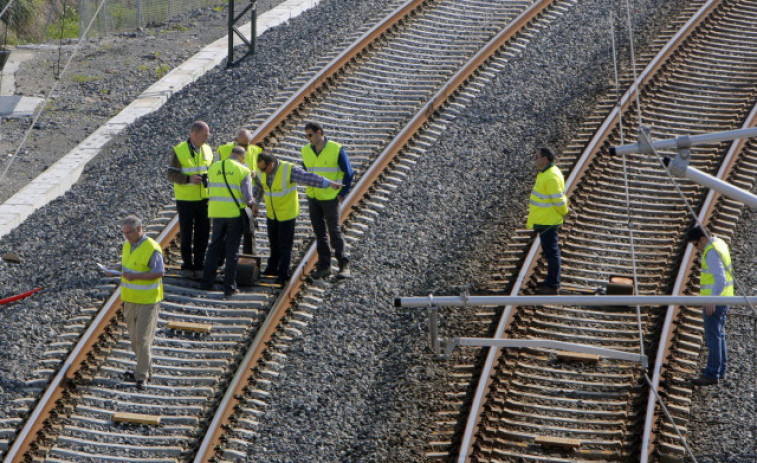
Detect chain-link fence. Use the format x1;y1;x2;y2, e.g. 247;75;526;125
78;0;220;37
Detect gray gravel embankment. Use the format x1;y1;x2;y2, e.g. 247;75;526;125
0;0;754;461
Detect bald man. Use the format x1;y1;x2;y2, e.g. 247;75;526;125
216;129;263;255
167;121;213;277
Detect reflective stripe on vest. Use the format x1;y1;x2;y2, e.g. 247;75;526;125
217;142;261;174
260;161;299;221
302;140;344;200
701;237;734;296
121;237;163;304
207;159;251;218
173;141;212;201
526;164;568;228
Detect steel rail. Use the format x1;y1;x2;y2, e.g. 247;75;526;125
638;91;757;463
6;1;432;459
196;0;556;460
2;215;179;463
456;1;722;461
248;0;424;146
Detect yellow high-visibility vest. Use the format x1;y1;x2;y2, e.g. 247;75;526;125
259;161;299;221
526;164;568;228
173;141;212;201
121;237;163;304
701;237;734;296
302;140;343;200
217;142;262;174
207;159;251;218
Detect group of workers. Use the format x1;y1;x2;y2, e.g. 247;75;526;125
168;120;354;294
103;120;353;388
526;146;732;388
105;135;731;391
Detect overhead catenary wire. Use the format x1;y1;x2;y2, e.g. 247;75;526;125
614;2;694;460
624;0;643;128
0;0;15;23
611;9;646;367
0;0;108;187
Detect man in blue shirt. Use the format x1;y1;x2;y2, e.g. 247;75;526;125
301;122;354;279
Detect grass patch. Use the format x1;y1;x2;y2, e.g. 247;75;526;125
70;73;100;83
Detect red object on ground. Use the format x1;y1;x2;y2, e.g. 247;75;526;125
0;287;42;305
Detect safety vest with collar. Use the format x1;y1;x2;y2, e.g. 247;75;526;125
526;164;569;228
121;237;163;304
259;161;299;221
301;140;344;200
207;159;251;218
701;237;734;296
173;140;212;201
217;142;262;174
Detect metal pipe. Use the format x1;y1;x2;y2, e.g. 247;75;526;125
612;126;757;156
396;295;757;308
455;338;647;366
678;164;757;210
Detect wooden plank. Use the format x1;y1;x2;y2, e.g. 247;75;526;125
534;435;582;449
112;412;161;425
166;321;212;333
557;350;601;362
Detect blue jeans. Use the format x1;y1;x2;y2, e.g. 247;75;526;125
534;225;561;289
703;305;729;380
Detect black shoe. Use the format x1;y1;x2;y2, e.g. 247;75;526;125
534;284;559;295
136;379;146;390
261;267;277;277
123;371;135;381
312;266;332;279
224;288;240;298
690;375;718;386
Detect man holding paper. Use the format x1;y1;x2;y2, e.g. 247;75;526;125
102;215;164;389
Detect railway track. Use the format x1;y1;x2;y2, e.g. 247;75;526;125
404;0;757;462
1;0;590;461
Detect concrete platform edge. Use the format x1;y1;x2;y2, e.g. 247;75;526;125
0;0;322;242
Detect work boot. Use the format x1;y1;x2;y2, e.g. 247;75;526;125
534;284;558;295
689;375;718;387
337;261;352;279
261;267;277;277
312;266;331;279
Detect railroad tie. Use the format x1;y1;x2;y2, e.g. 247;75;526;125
556;350;601;363
534;435;582;450
166;321;213;334
112;412;161;426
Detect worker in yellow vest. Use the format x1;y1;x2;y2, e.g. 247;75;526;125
216;128;262;255
686;225;733;387
252;151;342;286
526;146;569;295
302;122;354;279
101;215;164;390
201;146;256;298
167;121;213;278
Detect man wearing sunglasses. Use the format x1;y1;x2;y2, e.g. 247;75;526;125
301;122;354;280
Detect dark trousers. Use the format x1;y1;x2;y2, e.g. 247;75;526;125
176;199;209;271
308;197;347;269
203;217;243;293
534;225;561;289
266;217;296;285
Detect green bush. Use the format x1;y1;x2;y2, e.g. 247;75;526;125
48;4;79;40
0;0;36;35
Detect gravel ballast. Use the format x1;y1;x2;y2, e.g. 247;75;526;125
0;0;754;461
